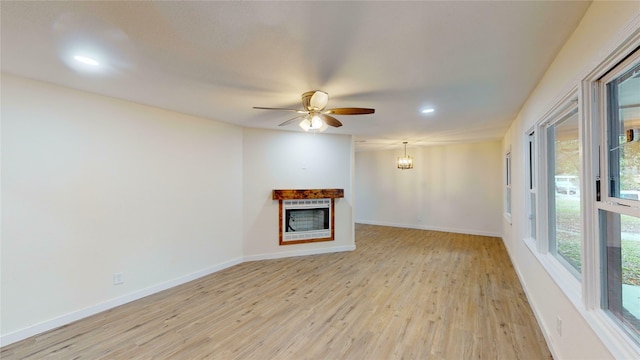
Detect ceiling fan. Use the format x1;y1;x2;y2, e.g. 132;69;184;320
253;90;375;132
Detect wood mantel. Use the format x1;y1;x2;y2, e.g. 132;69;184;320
272;189;344;200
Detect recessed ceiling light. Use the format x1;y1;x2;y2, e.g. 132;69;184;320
421;108;435;114
73;55;100;66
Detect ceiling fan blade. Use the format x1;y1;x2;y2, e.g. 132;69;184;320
324;107;375;115
254;107;307;114
278;115;305;127
319;114;343;128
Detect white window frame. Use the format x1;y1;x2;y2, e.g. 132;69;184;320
527;91;584;298
568;24;639;358
524;129;538;248
546;99;582;280
594;47;640;348
598;52;640;209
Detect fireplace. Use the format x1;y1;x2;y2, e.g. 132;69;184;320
283;199;331;242
273;189;344;245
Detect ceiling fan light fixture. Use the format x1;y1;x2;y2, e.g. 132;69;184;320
318;120;329;132
308;91;329;111
299;118;311;131
299;114;326;132
311;115;323;129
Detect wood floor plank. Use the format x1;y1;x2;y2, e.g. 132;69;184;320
1;224;552;359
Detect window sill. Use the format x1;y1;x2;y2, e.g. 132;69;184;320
535;250;582;305
523;237;536;253
503;212;512;225
586;309;640;359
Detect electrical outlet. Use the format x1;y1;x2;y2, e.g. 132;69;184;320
113;273;124;285
556;316;562;336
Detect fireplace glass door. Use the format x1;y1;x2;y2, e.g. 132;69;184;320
280;198;333;244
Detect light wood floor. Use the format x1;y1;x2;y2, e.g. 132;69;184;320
1;224;551;359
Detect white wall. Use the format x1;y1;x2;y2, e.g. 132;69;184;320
1;75;356;345
1;74;245;343
502;2;640;359
242;129;355;259
355;141;502;237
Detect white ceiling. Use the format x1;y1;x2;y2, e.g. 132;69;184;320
1;1;591;151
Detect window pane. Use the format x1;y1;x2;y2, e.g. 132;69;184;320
528;132;536;240
607;62;640;201
601;210;640;345
506;152;511;215
548;109;581;277
529;192;537;239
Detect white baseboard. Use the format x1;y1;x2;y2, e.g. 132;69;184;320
0;257;243;347
355;219;501;238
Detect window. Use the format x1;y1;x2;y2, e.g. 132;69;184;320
524;26;640;357
600;210;640;345
527;131;537;241
606;61;640;201
546;102;581;279
505;151;512;221
599;51;640;345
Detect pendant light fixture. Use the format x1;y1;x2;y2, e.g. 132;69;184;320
397;141;413;170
